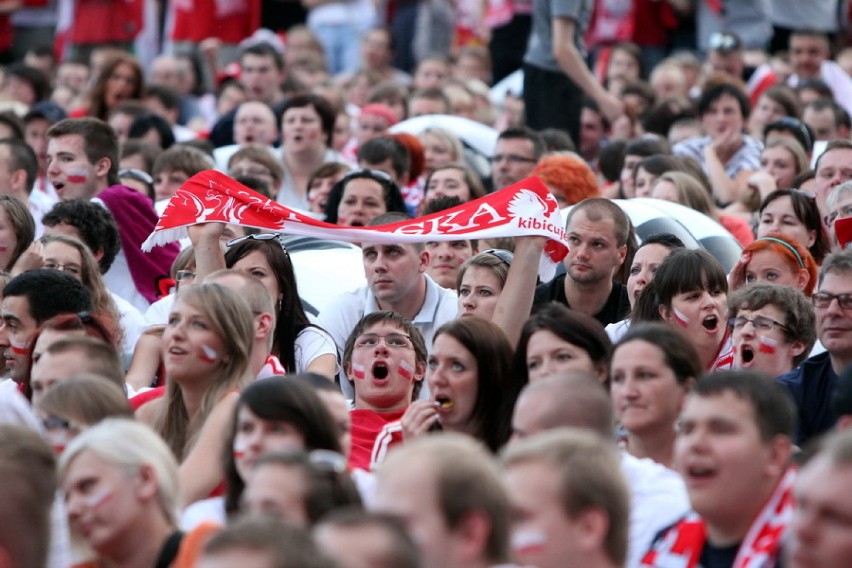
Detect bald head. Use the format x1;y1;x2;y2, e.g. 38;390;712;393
511;372;615;441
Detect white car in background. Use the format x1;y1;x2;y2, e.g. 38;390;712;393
285;235;366;316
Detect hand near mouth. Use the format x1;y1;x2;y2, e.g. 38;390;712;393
400;400;440;439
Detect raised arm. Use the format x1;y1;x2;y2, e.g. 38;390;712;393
177;391;240;508
187;222;227;281
552;17;624;124
492;236;547;347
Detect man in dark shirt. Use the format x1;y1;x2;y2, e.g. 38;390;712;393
778;250;852;445
534;197;630;326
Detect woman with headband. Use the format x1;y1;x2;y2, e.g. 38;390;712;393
728;232;817;297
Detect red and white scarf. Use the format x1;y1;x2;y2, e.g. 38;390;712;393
142;171;570;280
641;468;796;568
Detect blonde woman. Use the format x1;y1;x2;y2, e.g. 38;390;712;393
138;283;255;507
59;419;218;567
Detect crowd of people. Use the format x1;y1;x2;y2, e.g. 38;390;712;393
2;1;852;567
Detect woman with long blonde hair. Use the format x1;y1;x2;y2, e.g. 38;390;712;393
139;283;255;507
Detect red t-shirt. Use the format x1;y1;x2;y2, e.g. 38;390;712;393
69;0;143;44
170;0;260;44
348;408;405;471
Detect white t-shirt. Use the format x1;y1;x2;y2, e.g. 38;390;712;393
620;452;691;567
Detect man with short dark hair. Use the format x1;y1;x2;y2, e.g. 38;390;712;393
0;270;93;382
358;137;411;187
318;212;457;398
643;371;796;567
533;197;630;326
343;311;427;470
491;127;545;191
788;30;852;117
46;117;179;310
239;43;287;108
803;98;843;141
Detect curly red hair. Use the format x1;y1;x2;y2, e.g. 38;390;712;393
532;153;600;206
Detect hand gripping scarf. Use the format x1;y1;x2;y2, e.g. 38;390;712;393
142;171;570;280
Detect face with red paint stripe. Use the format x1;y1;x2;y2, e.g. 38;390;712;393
731;305;804;377
46;134;109;200
346;321;424;413
62;449;157;554
0;294;37;382
660;285;727;359
163;297;228;384
503;459;592;568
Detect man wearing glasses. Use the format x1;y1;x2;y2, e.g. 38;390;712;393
778;250;852;445
342;311;427;471
490;127;545;191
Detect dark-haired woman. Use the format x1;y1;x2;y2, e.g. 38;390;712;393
400;317;520;452
632;248;733;373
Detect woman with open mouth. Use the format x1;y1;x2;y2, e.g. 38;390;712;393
727;283;816;378
632;249;734;373
400;317;520;452
322;169;408;227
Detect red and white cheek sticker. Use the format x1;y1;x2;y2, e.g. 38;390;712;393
351;363;366;380
759;336;778;354
85;487;113;510
66;168;89;184
46;428;73;454
398;360;414;381
199;344;218;364
511;529;546;555
233;438;247;460
10;340;29;356
672;307;690;328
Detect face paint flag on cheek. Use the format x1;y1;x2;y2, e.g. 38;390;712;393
85;487;113;510
233;439;247;460
672;307;690;328
511;529;547;555
199;344;218;364
66;168;89;184
10;340;29;356
398;360;414;382
351;363;366;380
759;336;778;354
